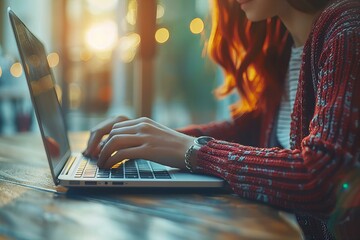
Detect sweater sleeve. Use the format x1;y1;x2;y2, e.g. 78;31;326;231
177;121;240;140
195;17;360;217
177;111;262;146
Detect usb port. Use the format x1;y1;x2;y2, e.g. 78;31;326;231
112;182;124;185
84;181;97;185
69;181;80;185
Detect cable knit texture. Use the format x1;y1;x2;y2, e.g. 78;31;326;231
179;0;360;238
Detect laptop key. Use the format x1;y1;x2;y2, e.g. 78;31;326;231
97;174;110;178
83;173;96;178
111;175;124;178
75;159;88;177
97;169;110;178
139;171;154;179
154;175;171;179
153;170;171;179
125;174;139;179
111;168;124;178
140;174;154;179
111;175;124;179
124;161;139;178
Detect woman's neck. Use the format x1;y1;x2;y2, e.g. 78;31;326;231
278;6;320;47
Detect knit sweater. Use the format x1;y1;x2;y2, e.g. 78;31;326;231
179;0;360;238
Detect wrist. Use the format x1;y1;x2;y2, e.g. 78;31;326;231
184;136;214;173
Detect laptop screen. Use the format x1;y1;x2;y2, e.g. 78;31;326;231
9;9;71;181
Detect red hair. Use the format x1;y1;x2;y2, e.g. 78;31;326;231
208;0;329;117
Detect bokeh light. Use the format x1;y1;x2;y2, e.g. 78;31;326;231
118;32;141;63
155;28;170;44
10;62;22;78
47;52;60;68
126;0;137;25
80;50;93;62
156;4;165;19
190;18;204;34
85;20;118;52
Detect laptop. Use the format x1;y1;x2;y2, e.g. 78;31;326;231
8;8;224;188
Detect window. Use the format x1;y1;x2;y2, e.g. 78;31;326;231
0;0;233;135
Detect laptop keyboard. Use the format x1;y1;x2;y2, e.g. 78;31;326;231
75;158;171;179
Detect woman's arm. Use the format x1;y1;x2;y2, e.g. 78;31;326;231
194;18;360;217
178;111;262;146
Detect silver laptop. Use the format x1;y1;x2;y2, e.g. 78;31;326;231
8;8;224;188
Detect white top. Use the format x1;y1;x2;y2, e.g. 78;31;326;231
276;46;303;149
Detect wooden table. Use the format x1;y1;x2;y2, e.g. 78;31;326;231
0;132;302;239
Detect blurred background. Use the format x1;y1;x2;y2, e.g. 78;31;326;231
0;0;235;136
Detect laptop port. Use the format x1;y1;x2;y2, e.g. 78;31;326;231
112;182;124;185
69;181;80;185
84;181;97;185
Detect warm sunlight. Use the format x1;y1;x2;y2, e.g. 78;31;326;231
85;20;118;52
86;0;118;14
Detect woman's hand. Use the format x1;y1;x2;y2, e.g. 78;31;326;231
83;116;195;169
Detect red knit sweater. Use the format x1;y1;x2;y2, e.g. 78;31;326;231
180;0;360;220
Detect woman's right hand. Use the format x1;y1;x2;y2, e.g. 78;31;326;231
82;115;195;170
83;115;129;158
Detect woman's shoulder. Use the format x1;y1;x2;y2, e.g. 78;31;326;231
321;0;360;21
313;0;360;41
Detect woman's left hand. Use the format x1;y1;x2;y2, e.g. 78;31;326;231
86;116;195;169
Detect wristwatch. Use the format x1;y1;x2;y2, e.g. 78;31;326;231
185;136;214;173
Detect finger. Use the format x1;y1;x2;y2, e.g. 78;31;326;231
88;139;108;158
97;135;143;167
84;133;105;157
99;146;145;169
84;116;128;156
108;125;141;140
112;117;159;130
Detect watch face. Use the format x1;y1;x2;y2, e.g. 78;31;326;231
195;136;214;146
